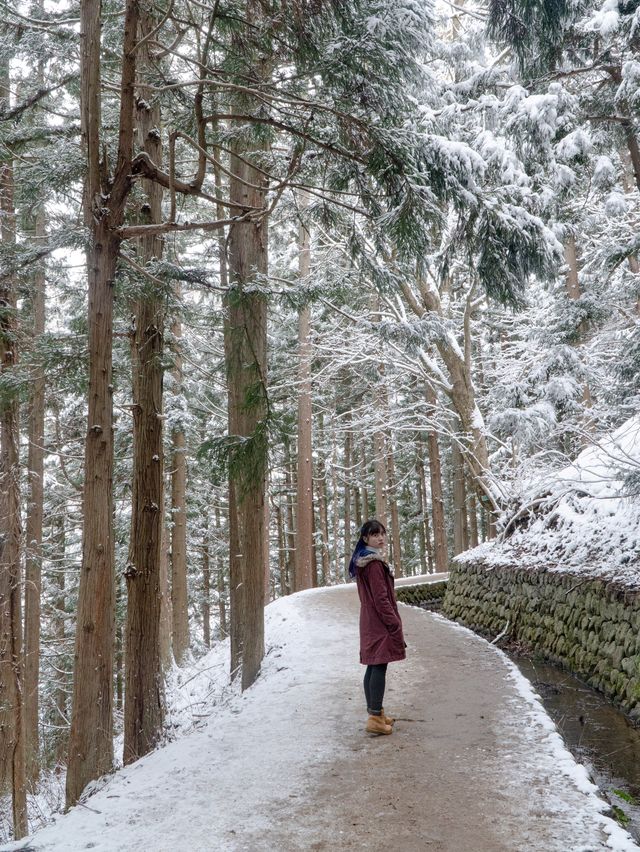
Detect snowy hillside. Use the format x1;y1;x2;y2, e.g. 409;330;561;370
462;416;640;587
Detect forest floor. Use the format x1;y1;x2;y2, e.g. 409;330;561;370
3;580;638;852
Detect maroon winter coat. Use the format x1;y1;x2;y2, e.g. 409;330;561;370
356;554;406;665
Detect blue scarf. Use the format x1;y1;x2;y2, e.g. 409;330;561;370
348;542;378;579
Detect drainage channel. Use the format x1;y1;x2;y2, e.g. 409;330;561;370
511;656;640;843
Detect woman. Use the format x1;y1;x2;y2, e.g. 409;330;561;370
349;519;406;736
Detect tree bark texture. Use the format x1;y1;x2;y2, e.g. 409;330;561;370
24;206;47;786
331;441;340;582
115;580;124;713
66;219;119;804
276;500;287;595
51;516;68;764
123;27;166;764
423;493;434;574
316;456;330;585
202;538;211;647
159;520;172;669
67;0;139;807
415;446;431;574
124;292;163;764
360;439;370;523
426;385;448;574
563;235;581;302
467;470;479;549
374;431;388;527
386;443;403;577
563;235;593;414
284;445;296;594
294;193;313;591
0;59;27;835
452;436;469;556
225;28;269;686
294;293;314;592
343;426;353;580
170;298;190;664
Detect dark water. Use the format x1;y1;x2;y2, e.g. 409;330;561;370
513;657;640;842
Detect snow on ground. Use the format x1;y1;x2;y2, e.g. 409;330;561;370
461;415;640;587
2;576;451;842
1;589;353;852
0;635;240;843
1;586;636;851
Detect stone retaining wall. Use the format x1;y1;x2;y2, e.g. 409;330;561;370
396;581;447;609
442;561;640;722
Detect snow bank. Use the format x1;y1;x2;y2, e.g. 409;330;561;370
462;415;640;587
0;589;354;852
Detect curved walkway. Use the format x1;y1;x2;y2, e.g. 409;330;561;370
3;583;636;852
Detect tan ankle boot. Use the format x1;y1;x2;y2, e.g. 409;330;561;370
381;707;395;726
366;714;392;735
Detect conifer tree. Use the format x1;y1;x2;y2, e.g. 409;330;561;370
123;9;167;765
0;44;27;839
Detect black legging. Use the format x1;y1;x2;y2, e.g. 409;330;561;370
363;663;388;715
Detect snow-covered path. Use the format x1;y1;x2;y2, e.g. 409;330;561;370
3;584;637;852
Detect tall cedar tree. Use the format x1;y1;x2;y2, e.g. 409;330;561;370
0;47;28;839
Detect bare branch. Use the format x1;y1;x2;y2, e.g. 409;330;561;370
131;150;261;210
0;74;76;122
204;113;366;164
116;214;252;239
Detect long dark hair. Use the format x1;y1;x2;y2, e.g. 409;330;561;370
348;519;387;578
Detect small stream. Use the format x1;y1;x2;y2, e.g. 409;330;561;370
512;656;640;842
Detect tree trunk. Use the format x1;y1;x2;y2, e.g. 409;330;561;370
399;276;501;513
123;26;166;763
353;438;362;528
311;487;319;587
426;385;448;573
619;147;640;285
467;470;479;549
564;235;593;413
294;293;314;591
202;536;211;648
415;447;431;574
331;439;340;582
452;435;469;556
386;442;403;577
51;513;68;765
159;519;172;669
360;440;370;521
373;431;388;526
115;579;123;712
294;193;313;591
67;0;138;806
564;235;581;301
263;482;271;605
225;9;269;688
276;500;287;596
316;457;330;585
24;206;47;787
66;213;119;799
0;54;27;837
170;295;190;664
423;496;434;574
211;506;225;638
284;444;296;594
343;426;353;579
